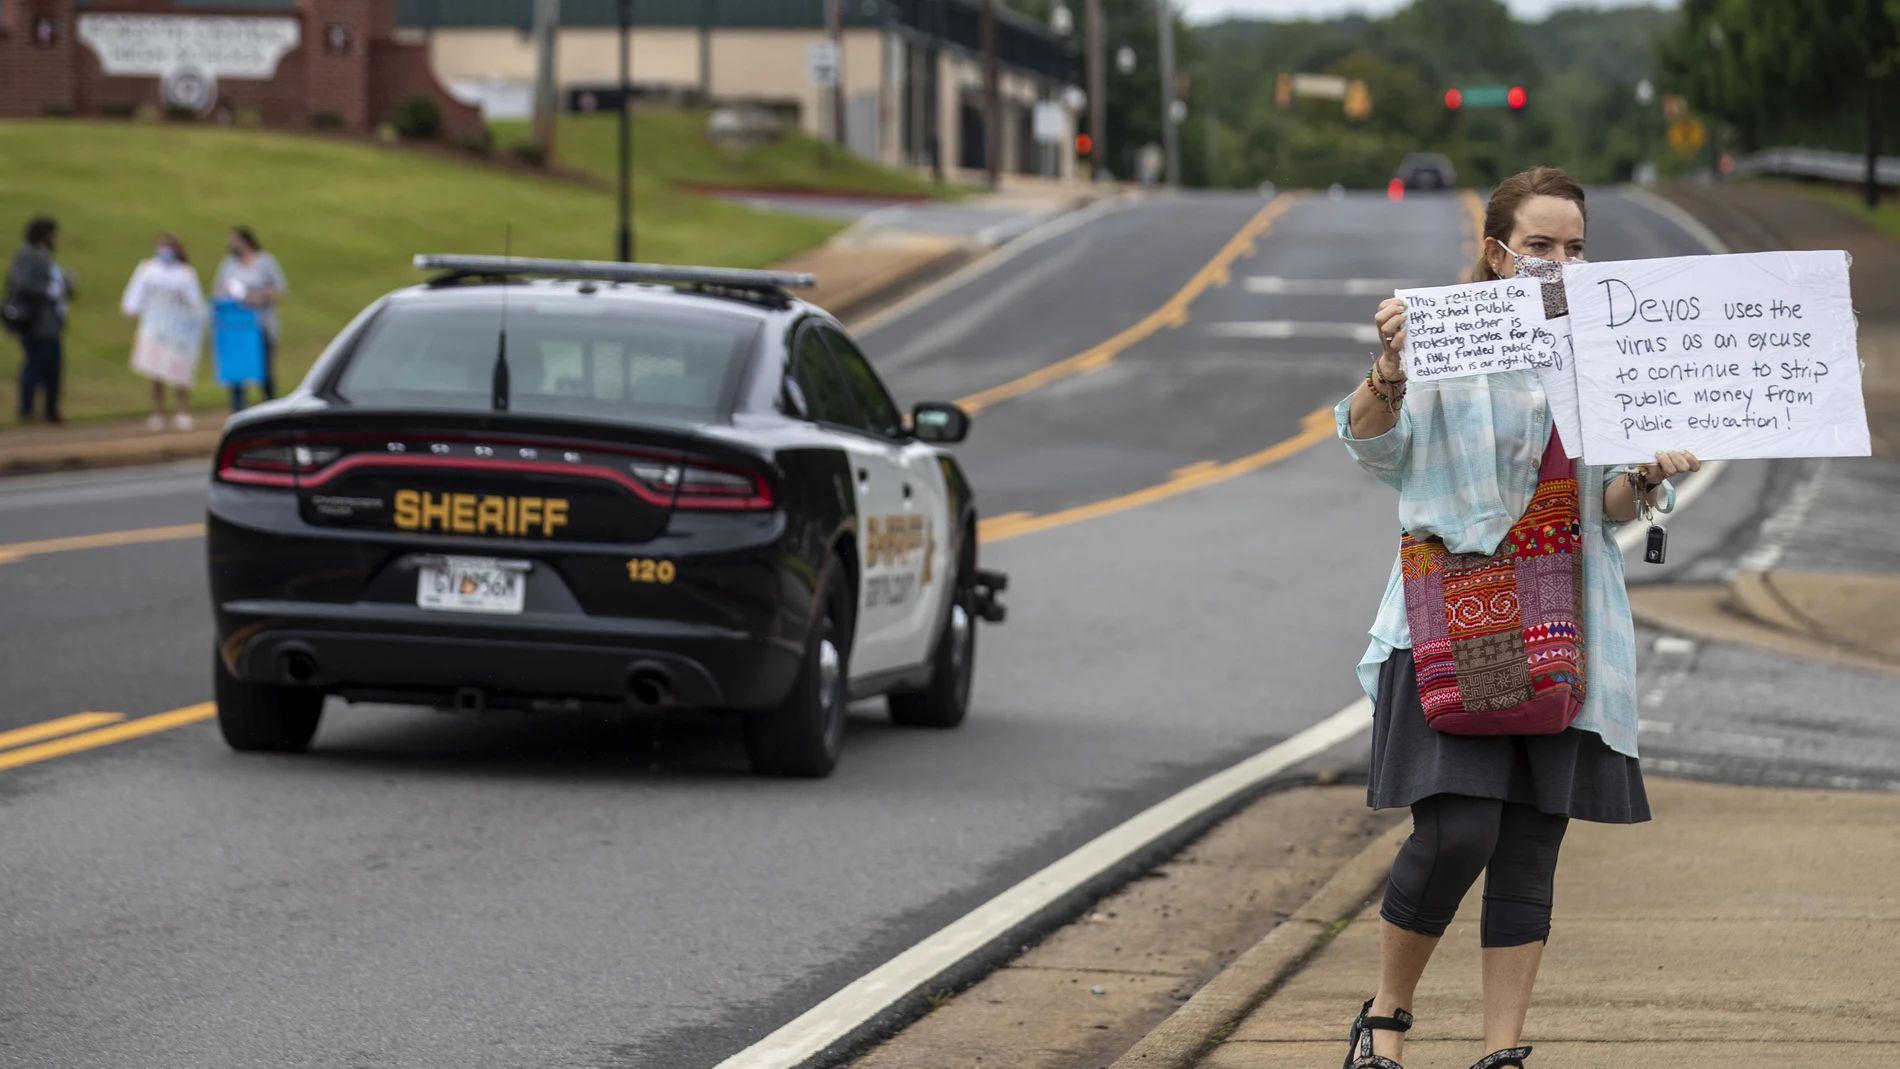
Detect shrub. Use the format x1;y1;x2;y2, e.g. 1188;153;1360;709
511;140;549;167
455;133;493;157
311;111;345;128
100;102;137;119
163;105;200;122
391;94;442;140
41;103;76;118
235;107;263;128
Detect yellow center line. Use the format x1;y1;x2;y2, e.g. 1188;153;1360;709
0;703;216;773
1461;188;1486;273
0;522;206;565
980;405;1335;544
954;194;1305;415
0;712;126;752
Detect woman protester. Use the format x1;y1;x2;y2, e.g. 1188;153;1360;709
212;226;288;411
1336;167;1699;1069
122;234;208;431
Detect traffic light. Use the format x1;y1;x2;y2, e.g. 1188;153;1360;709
1444;88;1463;110
1075;133;1093;156
1507;86;1527;110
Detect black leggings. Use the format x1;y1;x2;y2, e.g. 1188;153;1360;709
1381;794;1569;948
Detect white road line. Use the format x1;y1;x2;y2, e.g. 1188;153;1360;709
1205;321;1381;343
849;195;1135;338
715;422;1729;1069
1245;276;1417;296
710;698;1374;1069
1619;185;1734;255
1735;459;1826;573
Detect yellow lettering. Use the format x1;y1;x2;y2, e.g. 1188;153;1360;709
420;492;452;532
627;558;678;583
394;489;420;529
451;493;476;533
542;498;568;537
519;497;542;535
506;497;518;536
656;560;676;583
476;496;505;534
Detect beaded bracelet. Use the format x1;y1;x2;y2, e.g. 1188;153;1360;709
1364;365;1407;412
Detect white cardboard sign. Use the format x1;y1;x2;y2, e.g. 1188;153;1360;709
1396;278;1546;382
1531;315;1585;459
1566;251;1868;463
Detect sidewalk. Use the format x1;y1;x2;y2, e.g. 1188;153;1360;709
1187;777;1899;1069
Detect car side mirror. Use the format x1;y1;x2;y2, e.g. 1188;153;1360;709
910;401;970;444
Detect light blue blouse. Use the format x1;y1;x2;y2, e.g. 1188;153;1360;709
1335;370;1673;758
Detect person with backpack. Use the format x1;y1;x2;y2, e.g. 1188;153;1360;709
4;215;73;424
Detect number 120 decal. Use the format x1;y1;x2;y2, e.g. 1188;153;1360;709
627;558;677;584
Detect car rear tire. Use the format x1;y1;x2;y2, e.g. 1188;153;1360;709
214;652;325;753
888;540;975;729
743;561;851;778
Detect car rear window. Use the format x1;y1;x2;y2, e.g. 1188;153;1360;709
335;298;760;420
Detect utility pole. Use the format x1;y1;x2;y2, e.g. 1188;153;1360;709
617;0;632;261
1868;0;1884;209
531;0;561;156
1086;0;1104;179
698;0;713;105
1157;0;1179;187
826;0;845;147
982;0;1000;189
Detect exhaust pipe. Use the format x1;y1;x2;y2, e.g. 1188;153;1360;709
627;663;674;708
453;687;486;714
278;646;320;685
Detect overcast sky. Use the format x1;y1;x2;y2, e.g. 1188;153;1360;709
1178;0;1673;23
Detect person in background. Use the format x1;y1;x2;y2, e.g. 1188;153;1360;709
5;215;74;424
213;226;288;411
122;234;208;432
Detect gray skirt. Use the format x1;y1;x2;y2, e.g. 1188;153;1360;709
1368;649;1650;824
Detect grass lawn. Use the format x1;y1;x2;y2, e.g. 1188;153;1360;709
1753;177;1900;244
491;111;969;198
0;121;844;423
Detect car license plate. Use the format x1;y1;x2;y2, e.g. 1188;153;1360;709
416;557;527;615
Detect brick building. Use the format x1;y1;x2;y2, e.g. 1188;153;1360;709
0;0;483;140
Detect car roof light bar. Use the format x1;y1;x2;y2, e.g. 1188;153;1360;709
413;254;816;291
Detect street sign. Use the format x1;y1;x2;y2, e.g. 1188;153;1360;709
1033;101;1065;144
1343;78;1372;120
1668;116;1705;156
1291;73;1347;100
806;40;839;89
1456;85;1512;109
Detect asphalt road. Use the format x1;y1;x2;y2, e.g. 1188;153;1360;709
0;188;1781;1069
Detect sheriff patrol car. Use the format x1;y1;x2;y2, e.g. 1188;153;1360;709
207;256;1004;778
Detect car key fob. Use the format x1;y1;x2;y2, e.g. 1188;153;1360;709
1644;524;1668;565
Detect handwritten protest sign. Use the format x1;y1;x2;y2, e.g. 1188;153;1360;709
1396;278;1546;382
1566;251;1868;464
1531;315;1585;458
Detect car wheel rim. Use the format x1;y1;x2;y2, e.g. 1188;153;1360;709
818;633;844;750
950;600;973;704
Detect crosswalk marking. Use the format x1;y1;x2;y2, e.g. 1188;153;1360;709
1203;321;1381;343
1244;276;1416;296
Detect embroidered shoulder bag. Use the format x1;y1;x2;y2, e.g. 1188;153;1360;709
1400;433;1586;735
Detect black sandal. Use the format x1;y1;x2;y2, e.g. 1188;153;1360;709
1469;1047;1533;1069
1343;996;1414;1069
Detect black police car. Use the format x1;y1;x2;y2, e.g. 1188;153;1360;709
208;256;1004;777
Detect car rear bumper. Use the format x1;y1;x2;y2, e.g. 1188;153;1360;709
220;601;804;711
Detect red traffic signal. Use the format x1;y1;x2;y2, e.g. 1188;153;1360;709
1507;86;1527;110
1075;133;1094;156
1387;178;1405;202
1444;88;1463;110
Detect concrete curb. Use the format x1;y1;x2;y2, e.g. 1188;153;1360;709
0;428;222;478
1107;820;1408;1069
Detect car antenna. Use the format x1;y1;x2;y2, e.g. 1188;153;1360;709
492;223;511;413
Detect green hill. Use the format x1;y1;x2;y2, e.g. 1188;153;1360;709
0;121;844;422
491;111;960;198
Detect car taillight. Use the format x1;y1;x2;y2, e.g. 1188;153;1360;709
217;438;340;487
627;458;772;510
